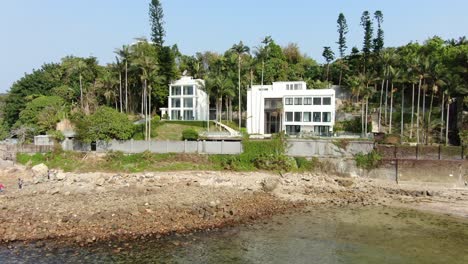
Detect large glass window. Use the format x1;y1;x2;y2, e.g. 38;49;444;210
183;110;194;120
183;86;194;95
313;97;322;105
183;98;193;108
172;86;181;96
294;112;302;122
294;97;303;105
304;97;312;105
313;112;321;122
285;97;293;105
322;112;331;122
286;125;301;135
303;112;311;122
171;98;181;108
286;112;293;122
323;97;331;105
171;110;180;120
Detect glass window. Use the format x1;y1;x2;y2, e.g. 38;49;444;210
183;110;194;120
294;112;302;122
183;98;193;108
285;97;293;105
322;112;331;122
172;86;181;95
286;112;293;122
303;112;311;122
286;84;290;90
313;97;322;105
286;125;301;135
171;110;180;120
171;98;181;108
183;86;194;95
294;97;302;105
323;97;331;105
313;112;321;122
294;84;300;90
304;97;312;105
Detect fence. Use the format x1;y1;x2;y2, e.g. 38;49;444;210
61;139;243;155
376;144;465;160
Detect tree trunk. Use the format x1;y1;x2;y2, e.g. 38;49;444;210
427;89;434;145
445;96;450;146
361;99;364;137
238;57;241;129
125;62;128;113
225;97;229;122
326;63;330;83
365;96;368;135
119;72;123;113
79;74;83;110
389;82;394;134
338;65;343;87
410;83;415;139
384;78;389;125
229;98;233;122
144;81;147;141
148;86;151;140
440;91;445;143
378;79;385;132
422;82;426;143
416;77;422;144
401;85;405;141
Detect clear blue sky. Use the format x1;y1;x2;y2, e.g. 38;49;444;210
1;0;467;92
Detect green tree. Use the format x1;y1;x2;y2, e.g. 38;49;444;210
149;0;165;47
322;46;335;84
230;41;250;129
16;96;67;134
4;63;63;127
336;13;348;86
373;11;384;54
360;11;373;72
73;107;134;143
0;118;8;140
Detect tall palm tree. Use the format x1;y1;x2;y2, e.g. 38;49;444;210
388;66;401;134
115;45;131;113
231;41;250;129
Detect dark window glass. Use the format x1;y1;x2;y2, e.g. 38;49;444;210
313;112;321;122
286;112;293;122
313;97;322;105
294;112;302;122
323;97;331;105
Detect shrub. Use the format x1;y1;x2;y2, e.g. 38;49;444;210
182;129;199;141
355;150;382;170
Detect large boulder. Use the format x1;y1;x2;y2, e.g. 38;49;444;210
31;163;48;184
32;163;48;177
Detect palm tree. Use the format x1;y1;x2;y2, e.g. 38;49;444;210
388;66;401;134
231;41;250;129
63;58;88;110
116;45;131;113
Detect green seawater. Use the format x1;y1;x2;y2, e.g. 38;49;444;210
1;206;467;263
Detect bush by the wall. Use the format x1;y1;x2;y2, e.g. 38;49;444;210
355;150;382;170
182;129;199;141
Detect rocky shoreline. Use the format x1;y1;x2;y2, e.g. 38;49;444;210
1;160;467;246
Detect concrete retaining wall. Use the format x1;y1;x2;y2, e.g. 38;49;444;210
62;139;243;155
287;140;374;157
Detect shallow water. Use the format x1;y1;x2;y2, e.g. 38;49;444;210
1;206;467;264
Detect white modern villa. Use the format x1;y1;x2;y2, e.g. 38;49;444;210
247;81;336;136
161;76;209;121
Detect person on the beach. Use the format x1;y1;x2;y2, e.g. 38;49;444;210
0;183;5;193
18;178;23;190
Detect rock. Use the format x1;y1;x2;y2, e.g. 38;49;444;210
95;177;105;186
31;163;48;178
261;178;279;192
209;201;217;207
51;189;60;195
56;173;66;181
335;178;354;187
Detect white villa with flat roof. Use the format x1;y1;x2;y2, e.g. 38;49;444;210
161;76;209;121
247;81;335;136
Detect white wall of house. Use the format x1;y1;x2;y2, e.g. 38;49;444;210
168;76;208;121
247;81;336;136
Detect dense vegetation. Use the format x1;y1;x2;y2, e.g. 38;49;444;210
0;4;466;145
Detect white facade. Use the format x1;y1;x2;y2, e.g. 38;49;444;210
247;81;336;136
167;76;208;121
